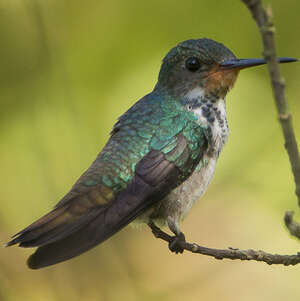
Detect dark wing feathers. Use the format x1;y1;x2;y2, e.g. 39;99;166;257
25;152;178;269
136;150;177;186
8;129;206;269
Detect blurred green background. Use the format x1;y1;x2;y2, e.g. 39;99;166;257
1;0;300;300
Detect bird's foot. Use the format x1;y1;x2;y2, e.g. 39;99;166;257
168;232;185;254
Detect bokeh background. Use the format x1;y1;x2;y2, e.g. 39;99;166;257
1;0;300;300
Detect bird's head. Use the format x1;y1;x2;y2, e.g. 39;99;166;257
156;38;296;101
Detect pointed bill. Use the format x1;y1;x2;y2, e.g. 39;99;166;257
220;57;298;69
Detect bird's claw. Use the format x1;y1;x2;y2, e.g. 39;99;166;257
168;232;185;254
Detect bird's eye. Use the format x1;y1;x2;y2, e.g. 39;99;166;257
185;57;201;72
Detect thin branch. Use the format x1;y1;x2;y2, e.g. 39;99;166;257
241;1;300;239
149;222;300;266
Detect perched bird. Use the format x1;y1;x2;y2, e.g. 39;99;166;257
7;38;297;269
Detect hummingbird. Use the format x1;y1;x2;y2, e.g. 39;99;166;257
7;38;297;269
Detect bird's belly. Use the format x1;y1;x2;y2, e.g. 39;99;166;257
172;156;217;220
133;155;217;227
164;155;217;221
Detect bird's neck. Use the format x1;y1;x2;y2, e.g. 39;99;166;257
154;81;223;104
181;87;223;107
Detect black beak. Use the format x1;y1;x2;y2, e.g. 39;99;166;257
220;57;298;69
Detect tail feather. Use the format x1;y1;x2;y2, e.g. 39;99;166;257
7;198;104;248
19;209;101;247
9;206;69;240
27;211;107;269
27;192;152;269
